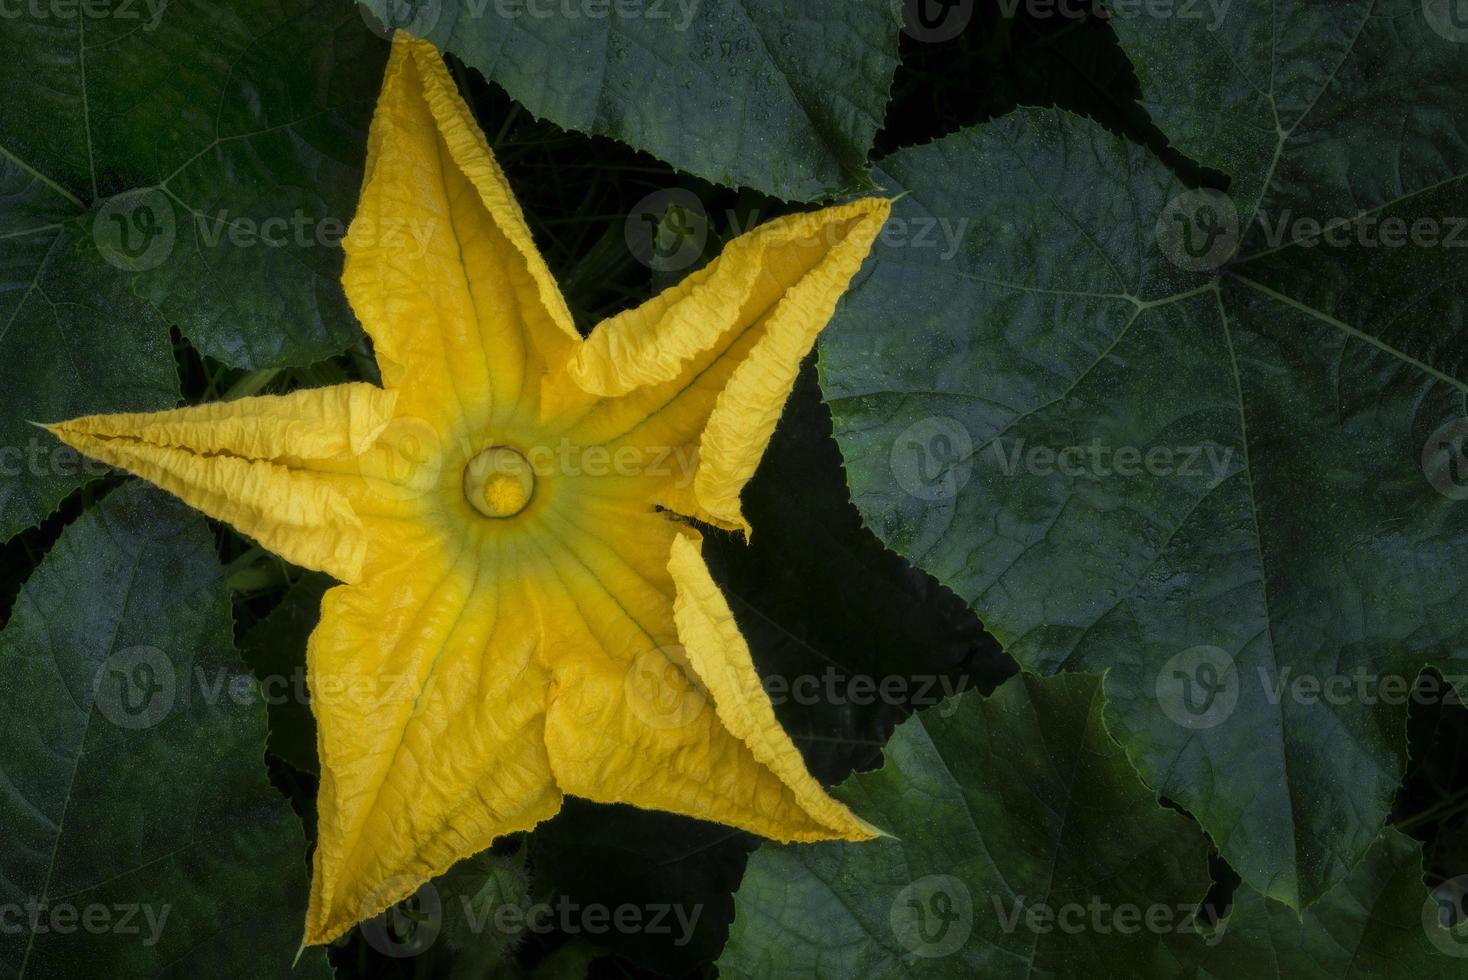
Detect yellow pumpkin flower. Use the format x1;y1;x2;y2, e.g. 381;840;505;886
48;35;890;945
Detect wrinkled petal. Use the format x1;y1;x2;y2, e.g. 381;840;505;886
346;36;581;431
306;539;561;945
666;534;879;839
48;385;398;581
559;197;890;532
528;494;874;843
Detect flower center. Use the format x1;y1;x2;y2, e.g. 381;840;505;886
463;446;534;519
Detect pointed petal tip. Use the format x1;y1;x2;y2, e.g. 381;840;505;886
302;903;356;949
864;193;896;213
821;805;889;843
723;515;752;541
390;28;435;51
852;195;893;235
861;817;899;842
840;194;893;224
766;807;888;844
37;418;83;448
302;914;347;950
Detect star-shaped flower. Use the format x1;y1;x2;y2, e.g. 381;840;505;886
49;35;890;944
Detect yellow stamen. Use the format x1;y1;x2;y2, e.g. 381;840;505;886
464;446;534;518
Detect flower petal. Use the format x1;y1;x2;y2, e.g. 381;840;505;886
530;499;876;843
346;35;581;431
305;540;561;945
666;534;879;839
559;197;890;532
47;384;398;582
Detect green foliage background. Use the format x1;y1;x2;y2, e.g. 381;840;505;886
2;0;1467;977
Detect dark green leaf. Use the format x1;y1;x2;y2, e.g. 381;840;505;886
1199;830;1468;977
718;678;1468;977
0;482;330;979
1108;0;1463;224
363;0;901;200
718;673;1213;978
0;199;175;540
821;40;1468;906
0;0;387;538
